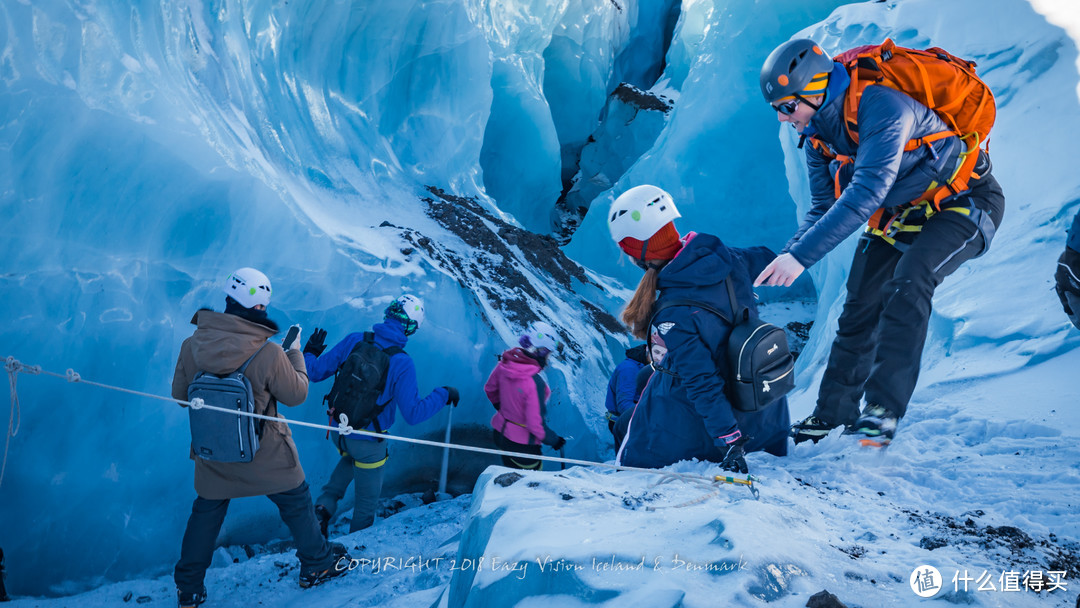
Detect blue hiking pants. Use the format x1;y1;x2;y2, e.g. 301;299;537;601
315;437;388;533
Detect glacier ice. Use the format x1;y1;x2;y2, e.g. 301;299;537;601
1;0;1079;600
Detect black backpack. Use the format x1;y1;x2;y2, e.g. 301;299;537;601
325;332;404;431
650;277;795;413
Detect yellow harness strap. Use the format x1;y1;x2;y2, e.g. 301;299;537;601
352;455;388;469
509;456;542;470
867;199;972;245
866;135;984;246
338;431;390;469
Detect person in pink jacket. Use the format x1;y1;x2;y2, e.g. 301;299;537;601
486;322;567;470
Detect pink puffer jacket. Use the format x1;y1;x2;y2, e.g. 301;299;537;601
486;348;552;445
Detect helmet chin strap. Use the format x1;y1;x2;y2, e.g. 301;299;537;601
796;93;821;111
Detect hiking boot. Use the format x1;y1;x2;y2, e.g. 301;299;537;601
850;404;899;443
790;415;840;444
298;542;351;589
177;587;207;608
315;504;331;539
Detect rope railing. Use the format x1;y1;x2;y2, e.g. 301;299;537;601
1;356;759;500
2;358;29;489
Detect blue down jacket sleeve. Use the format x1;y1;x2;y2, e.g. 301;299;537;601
787;85;959;268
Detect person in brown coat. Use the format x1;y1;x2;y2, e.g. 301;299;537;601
171;268;349;608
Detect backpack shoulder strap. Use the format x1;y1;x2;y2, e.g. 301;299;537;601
361;331;405;357
805;135;836;158
650;296;733;328
236;342;270;375
724;276;750;324
341;331;376;358
533;374;547;409
650;272;748;325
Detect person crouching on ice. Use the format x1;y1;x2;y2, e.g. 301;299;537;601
607;185;790;473
486;322;568;470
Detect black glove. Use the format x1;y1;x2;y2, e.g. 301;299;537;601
719;435;750;475
304;327;328;357
550;436;566;451
1056;248;1080;330
442;386;460;407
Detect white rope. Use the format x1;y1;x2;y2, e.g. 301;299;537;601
3;357;32;489
1;357;760;498
644;473;724;510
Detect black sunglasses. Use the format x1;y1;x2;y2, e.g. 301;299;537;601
773;98;799;116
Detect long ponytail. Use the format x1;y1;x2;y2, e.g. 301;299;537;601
622;266;661;340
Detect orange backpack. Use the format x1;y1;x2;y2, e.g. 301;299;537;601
817;39;996;227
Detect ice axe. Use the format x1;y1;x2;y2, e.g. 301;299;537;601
714;474;760;500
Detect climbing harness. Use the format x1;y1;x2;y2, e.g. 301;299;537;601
806;39;996;250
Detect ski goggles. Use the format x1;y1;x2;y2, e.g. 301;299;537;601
772;98;800;116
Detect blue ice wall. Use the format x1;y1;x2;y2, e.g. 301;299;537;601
0;0;622;595
4;0;1077;599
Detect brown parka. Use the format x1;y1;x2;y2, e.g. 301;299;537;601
172;310;309;500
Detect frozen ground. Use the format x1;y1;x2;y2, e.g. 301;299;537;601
7;321;1079;607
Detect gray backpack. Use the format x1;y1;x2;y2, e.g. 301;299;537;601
187;343;268;462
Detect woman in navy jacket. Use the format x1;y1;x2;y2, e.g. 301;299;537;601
608;185;790;472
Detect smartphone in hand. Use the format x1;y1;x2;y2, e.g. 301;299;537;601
282;324;301;350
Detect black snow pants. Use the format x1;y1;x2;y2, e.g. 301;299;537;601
174;481;333;594
814;171;1005;424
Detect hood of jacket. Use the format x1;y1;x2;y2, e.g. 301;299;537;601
656;233;734;305
625;343;649;365
372;319;409;350
496;347;543;379
187;310;277;375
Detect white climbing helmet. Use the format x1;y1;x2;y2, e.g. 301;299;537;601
608;185;681;243
223;267;272;308
519;321;561;357
385;294;425;336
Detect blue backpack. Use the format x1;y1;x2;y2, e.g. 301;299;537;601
186;343;268;462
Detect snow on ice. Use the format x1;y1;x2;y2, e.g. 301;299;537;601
1;0;1078;606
